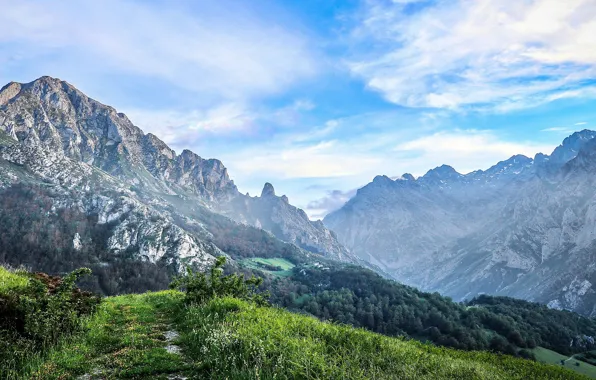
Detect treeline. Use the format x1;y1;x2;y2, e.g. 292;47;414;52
269;265;596;357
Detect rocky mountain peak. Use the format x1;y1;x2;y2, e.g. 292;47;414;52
398;173;415;181
0;76;238;202
261;182;276;197
549;129;596;165
422;165;461;182
371;175;394;186
325;129;596;317
0;76;357;286
482;154;533;177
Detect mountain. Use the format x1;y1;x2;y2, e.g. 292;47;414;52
0;76;353;292
325;129;596;316
220;182;354;261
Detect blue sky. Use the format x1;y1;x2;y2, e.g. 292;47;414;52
1;0;596;219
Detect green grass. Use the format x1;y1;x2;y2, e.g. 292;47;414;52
176;297;587;379
21;291;591;379
532;347;596;378
241;257;295;277
21;291;192;380
0;266;29;294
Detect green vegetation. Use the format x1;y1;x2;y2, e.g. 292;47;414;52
578;351;596;366
0;266;29;292
4;262;588;379
26;291;190;379
0;183;308;296
241;257;295;276
177;297;587;379
270;265;596;358
532;347;596;378
18;292;587;379
170;256;268;306
1;267;101;379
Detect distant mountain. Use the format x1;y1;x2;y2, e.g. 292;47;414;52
0;76;354;292
324;129;596;316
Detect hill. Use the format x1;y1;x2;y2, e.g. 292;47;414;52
264;263;596;358
4;265;596;379
8;290;590;379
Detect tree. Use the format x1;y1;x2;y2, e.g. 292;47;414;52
170;256;268;305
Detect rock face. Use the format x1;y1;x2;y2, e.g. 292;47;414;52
0;76;352;276
0;134;220;272
0;77;237;201
325;130;596;316
222;183;356;262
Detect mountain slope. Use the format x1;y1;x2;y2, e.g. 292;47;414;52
0;76;352;291
325;130;596;316
19;290;590;379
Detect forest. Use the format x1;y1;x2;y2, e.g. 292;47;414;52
269;264;596;358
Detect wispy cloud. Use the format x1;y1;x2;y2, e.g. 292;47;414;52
393;129;552;174
215;121;553;216
124;103;257;146
541;127;573;133
306;189;358;220
576;122;588;126
347;0;596;110
0;0;317;102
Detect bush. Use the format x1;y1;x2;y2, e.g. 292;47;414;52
170;256;268;306
0;267;101;377
518;349;536;361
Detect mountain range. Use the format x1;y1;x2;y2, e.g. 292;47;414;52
3;76;596;318
325;129;596;316
0;76;355;293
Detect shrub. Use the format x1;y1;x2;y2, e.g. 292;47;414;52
170;256;268;306
0;267;101;377
518;349;536;361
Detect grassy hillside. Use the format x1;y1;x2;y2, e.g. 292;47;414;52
532;347;596;378
11;290;588;379
241;257;295;277
0;266;29;292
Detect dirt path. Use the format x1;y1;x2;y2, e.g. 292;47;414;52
32;291;193;379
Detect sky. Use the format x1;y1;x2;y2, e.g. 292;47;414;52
1;0;596;219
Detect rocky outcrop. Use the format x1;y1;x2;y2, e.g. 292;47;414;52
325;130;596;316
0;137;220;272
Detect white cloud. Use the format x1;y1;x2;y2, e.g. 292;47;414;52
576;122;588;126
306;189;358;220
212;123;555;217
541;127;573;133
230;140;383;179
348;0;596;109
124;103;255;147
0;0;316;101
394;130;553;174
